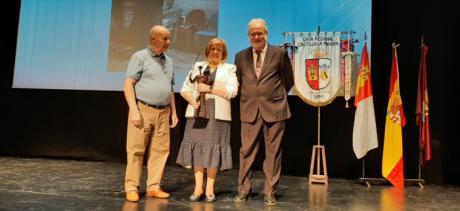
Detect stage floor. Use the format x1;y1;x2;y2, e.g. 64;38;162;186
0;157;459;211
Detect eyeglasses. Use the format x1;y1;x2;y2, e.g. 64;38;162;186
249;31;266;38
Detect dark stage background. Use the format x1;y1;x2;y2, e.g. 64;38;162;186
1;1;458;185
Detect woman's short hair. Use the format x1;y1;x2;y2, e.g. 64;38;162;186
205;38;228;62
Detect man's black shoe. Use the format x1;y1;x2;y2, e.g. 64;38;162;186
264;194;277;206
233;193;249;202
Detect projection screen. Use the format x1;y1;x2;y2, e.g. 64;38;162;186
13;0;371;92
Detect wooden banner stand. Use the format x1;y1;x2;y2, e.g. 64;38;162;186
309;107;328;185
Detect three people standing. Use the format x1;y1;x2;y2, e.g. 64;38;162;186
123;18;293;206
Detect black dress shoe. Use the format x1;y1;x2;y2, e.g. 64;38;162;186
189;193;203;202
233;193;249;202
205;194;216;203
264;194;277;206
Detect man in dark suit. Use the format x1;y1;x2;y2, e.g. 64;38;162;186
233;18;294;206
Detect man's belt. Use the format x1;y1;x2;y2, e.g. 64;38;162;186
138;100;169;109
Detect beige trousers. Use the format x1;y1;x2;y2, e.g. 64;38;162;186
125;102;170;193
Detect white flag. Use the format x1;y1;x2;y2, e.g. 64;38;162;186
352;43;378;159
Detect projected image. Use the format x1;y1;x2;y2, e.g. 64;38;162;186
108;0;219;75
14;0;369;91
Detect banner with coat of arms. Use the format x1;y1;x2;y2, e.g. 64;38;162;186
294;32;342;106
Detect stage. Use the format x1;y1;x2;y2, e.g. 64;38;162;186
0;157;459;210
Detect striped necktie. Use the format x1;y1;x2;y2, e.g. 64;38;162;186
255;50;262;78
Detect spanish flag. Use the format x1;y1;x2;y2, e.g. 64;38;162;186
382;44;406;189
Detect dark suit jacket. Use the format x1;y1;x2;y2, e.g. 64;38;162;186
235;44;294;123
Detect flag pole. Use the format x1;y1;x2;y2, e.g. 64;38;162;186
417;36;426;188
359;32;371;188
418;36;424;182
317;106;320;147
308;26;328;185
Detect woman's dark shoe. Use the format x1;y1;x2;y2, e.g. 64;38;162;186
205;194;216;203
189;193;203;202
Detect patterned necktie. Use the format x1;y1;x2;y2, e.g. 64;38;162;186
255;50;262;78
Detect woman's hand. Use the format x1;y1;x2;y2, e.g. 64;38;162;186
190;99;200;109
197;83;212;93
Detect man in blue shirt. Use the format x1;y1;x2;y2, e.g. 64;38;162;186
123;25;178;202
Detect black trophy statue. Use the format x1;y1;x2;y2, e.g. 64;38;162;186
189;66;211;117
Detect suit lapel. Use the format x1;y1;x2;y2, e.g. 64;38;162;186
259;44;274;79
245;48;257;77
